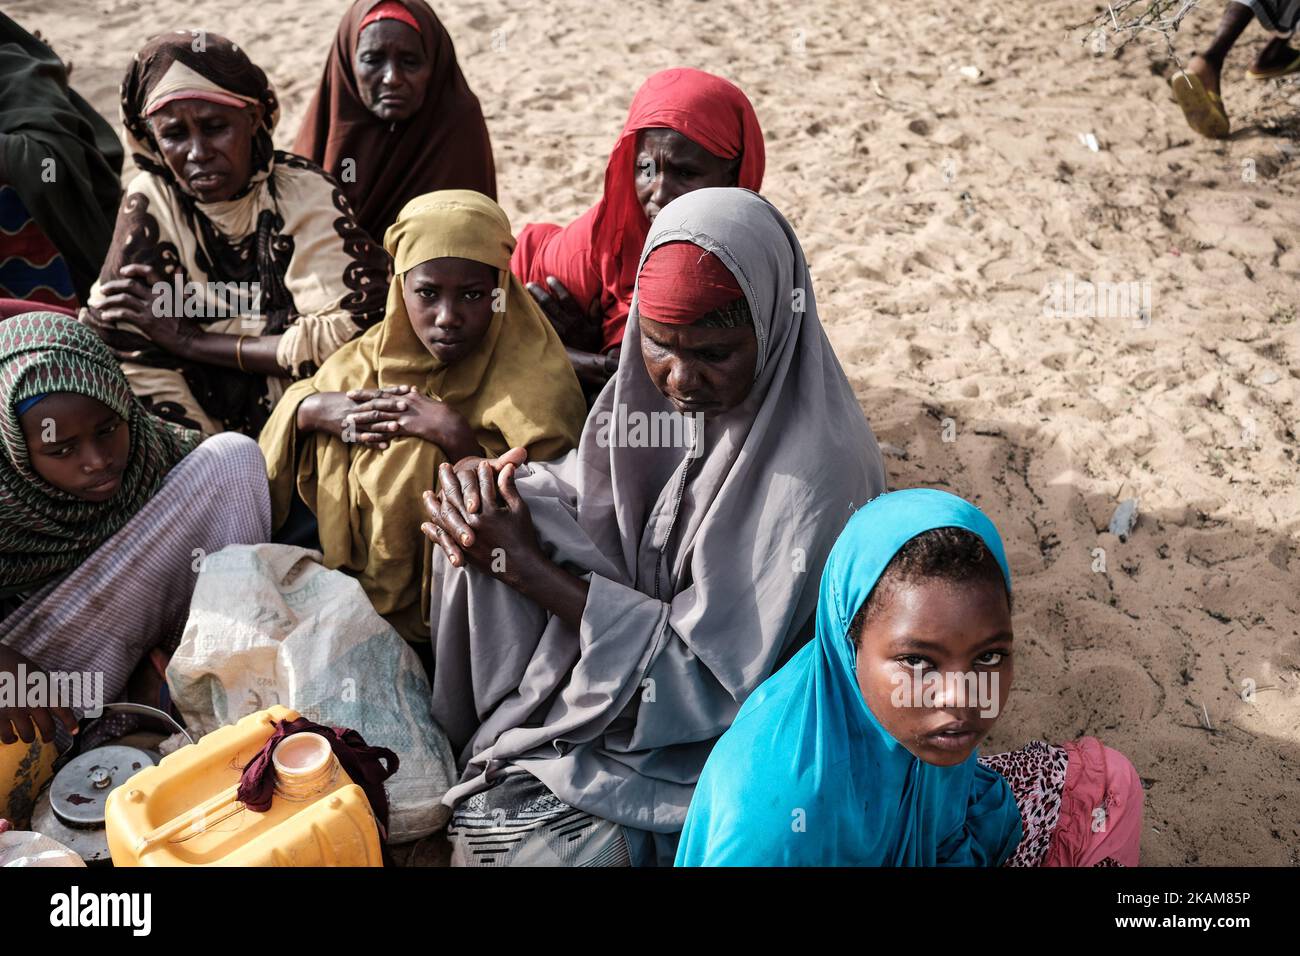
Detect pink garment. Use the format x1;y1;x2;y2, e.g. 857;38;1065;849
1044;736;1143;867
0;299;76;320
359;0;422;32
636;242;743;325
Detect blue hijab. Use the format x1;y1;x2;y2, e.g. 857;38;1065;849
675;488;1023;866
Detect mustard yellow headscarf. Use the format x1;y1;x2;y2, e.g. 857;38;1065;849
259;190;587;640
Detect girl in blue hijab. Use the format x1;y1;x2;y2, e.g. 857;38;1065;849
676;488;1024;866
677;487;1146;866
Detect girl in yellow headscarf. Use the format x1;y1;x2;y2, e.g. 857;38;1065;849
259;190;587;641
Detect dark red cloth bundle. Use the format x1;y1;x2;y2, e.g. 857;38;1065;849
237;717;400;838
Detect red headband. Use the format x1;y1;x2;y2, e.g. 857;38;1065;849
636;242;742;325
360;0;422;33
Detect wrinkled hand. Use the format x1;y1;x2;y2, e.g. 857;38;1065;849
445;447;530;518
344;386;466;448
421;452;536;577
298;390;385;447
84;264;196;357
419;449;527;567
527;276;603;352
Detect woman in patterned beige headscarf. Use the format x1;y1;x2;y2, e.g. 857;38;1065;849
80;31;390;436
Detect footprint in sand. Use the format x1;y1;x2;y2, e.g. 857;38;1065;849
1051;661;1166;736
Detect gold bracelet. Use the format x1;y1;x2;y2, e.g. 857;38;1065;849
235;334;249;373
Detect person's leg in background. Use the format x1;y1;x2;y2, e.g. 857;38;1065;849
1173;3;1254;138
1174;2;1300;138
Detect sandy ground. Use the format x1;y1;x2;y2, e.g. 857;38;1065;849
12;0;1299;865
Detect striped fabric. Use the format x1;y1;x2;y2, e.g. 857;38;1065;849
448;770;633;867
0;432;271;706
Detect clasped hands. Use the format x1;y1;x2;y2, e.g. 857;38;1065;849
420;446;542;587
298;384;480;459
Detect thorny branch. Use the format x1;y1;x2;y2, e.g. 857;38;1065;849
1077;1;1203;60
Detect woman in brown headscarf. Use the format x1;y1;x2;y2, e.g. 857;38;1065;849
293;0;497;242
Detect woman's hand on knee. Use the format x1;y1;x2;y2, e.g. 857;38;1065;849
423;460;539;581
299;390;402;446
421;487;468;568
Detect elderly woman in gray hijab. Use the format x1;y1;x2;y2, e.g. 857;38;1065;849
419;188;887;866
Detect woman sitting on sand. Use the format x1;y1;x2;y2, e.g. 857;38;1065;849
1172;2;1300;138
259;191;585;643
80;31;390;437
675;488;1144;867
421;188;886;866
511;68;764;394
0;311;270;745
293;0;496;243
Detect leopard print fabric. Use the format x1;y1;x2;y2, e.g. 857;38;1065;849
980;741;1124;868
980;741;1069;867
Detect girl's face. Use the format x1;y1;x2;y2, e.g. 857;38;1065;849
20;394;131;502
854;575;1014;767
402;257;497;365
148;99;259;202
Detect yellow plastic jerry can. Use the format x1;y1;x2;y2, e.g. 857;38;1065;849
105;706;382;866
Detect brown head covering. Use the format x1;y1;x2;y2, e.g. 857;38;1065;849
292;0;497;241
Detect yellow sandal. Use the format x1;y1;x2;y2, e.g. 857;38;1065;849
1246;49;1300;79
1170;69;1230;139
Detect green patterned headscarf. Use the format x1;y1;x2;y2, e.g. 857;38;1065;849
0;312;201;596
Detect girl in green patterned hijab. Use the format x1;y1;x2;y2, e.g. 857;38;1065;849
0;311;200;598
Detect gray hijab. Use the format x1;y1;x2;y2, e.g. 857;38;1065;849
432;187;887;831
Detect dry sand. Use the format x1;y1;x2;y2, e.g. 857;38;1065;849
13;0;1298;865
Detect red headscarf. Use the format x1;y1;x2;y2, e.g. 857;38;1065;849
292;0;496;242
635;242;742;324
359;0;421;31
510;68;764;351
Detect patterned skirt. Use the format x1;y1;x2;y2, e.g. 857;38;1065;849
448;736;1143;867
448;770;633;867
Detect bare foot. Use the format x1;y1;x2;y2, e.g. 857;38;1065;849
1187;53;1223;98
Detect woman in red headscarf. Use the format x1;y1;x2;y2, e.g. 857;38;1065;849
512;68;764;394
293;0;496;242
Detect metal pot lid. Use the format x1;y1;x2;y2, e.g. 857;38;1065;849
31;787;108;864
49;745;156;828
